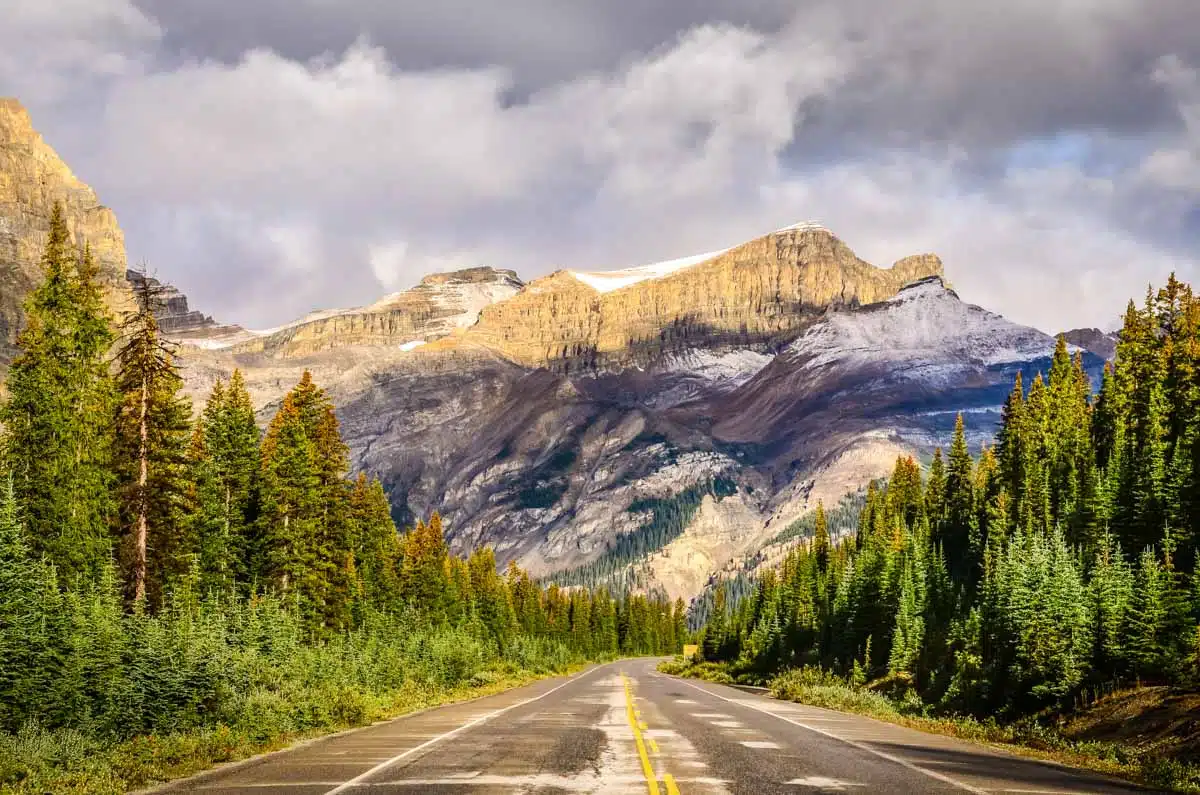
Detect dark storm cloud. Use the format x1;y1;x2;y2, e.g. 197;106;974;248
2;0;1199;333
133;0;1200;148
133;0;797;88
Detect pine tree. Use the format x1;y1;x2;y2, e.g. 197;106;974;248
190;370;260;591
1088;533;1133;678
813;501;830;573
350;473;401;609
926;448;947;525
0;477;65;730
996;372;1027;523
468;546;514;648
399;514;451;621
1;205;117;583
943;414;978;583
257;392;322;623
1126;547;1166;679
113;275;193;608
888;548;926;675
702;584;729;661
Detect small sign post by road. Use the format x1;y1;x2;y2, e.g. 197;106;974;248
682;643;699;660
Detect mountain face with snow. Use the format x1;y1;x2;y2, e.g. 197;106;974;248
0;97;1100;601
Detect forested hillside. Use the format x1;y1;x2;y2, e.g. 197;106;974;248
0;206;683;793
697;275;1200;718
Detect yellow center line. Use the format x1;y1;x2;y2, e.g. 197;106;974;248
664;773;681;795
648;738;660;754
622;674;663;795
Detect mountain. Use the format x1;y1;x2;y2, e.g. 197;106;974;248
459;222;943;371
187;272;1087;601
0;97;1099;600
1061;327;1118;360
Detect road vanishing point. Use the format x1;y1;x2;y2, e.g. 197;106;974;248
147;658;1152;794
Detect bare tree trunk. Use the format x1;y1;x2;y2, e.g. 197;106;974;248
281;513;290;592
133;376;149;605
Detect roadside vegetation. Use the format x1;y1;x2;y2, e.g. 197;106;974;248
674;274;1200;793
0;205;685;794
660;658;1200;792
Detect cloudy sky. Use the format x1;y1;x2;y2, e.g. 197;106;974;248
3;0;1199;331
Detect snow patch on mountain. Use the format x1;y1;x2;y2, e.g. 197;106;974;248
643;349;776;408
661;349;774;385
788;276;1056;372
569;248;729;293
774;220;829;234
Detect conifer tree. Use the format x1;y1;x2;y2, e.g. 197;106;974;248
1088;534;1133;678
943;414;978;583
813;501;830;573
926;448;946;524
113;275;193;608
0;477;65;730
1;205;117;582
996;372;1028;521
350;473;401;608
1126;547;1166;678
257;392;322;622
399;514;451;621
190;371;260;591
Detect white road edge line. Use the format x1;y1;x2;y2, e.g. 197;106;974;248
675;678;988;795
323;664;605;794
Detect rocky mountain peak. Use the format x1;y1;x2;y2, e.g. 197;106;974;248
0;99;34;140
197;262;525;358
462;225;945;371
0;98;131;357
1060;327;1118;360
788;271;1053;373
419;266;522;289
889;274;957;301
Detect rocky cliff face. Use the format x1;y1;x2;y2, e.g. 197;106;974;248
461;222;944;370
0;99;130;358
124;268;229;336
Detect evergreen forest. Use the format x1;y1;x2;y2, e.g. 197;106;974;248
697;276;1200;720
0;206;683;791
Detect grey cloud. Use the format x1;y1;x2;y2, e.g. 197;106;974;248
2;0;1198;336
130;0;1200;150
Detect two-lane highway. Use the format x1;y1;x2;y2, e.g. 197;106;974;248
150;658;1154;794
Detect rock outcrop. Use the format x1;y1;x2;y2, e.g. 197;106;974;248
0;98;130;358
1061;327;1118;360
124;268;228;336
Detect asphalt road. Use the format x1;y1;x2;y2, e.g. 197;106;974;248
149;658;1158;794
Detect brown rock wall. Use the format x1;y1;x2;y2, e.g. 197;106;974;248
0;99;131;354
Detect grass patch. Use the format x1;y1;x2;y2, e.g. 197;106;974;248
0;665;581;795
658;659;1200;793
